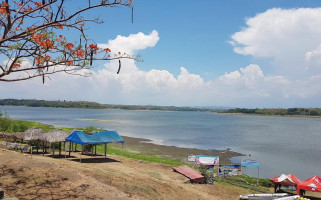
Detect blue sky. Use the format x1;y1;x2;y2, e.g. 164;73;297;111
2;0;321;108
88;0;321;78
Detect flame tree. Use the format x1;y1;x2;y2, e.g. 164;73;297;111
0;0;135;83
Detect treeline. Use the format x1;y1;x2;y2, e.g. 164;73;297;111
0;99;213;112
221;108;321;116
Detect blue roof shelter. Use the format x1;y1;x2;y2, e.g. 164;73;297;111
65;130;124;161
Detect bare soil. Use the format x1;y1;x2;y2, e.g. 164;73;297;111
0;138;254;200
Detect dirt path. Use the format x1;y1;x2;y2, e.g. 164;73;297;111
0;149;253;200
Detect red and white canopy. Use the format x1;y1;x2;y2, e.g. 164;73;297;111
269;174;302;187
297;175;321;195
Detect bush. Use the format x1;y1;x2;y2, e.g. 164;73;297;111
0;110;12;131
84;125;97;134
12;122;28;132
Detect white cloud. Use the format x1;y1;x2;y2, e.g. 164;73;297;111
2;30;321;108
230;8;321;78
98;30;159;55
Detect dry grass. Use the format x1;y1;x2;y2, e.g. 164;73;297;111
0;149;261;200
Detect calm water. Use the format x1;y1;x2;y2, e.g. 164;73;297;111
1;106;320;180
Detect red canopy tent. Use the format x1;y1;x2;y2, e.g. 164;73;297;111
269;174;302;192
297;175;321;195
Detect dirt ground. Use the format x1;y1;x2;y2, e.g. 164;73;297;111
0;148;255;200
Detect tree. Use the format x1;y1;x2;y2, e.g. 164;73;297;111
0;0;135;83
0;110;11;131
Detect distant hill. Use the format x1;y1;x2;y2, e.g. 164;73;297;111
0;99;221;112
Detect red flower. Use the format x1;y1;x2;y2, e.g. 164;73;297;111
0;7;6;15
40;39;54;49
34;56;44;67
12;63;21;68
104;48;111;53
74;49;84;58
44;54;51;61
34;2;42;7
31;33;45;43
88;44;98;49
66;60;73;66
64;43;74;50
87;44;99;54
1;1;8;7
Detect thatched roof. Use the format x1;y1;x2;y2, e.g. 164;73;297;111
19;127;45;141
42;129;70;143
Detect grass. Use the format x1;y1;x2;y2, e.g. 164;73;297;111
95;144;185;166
6;119;102;133
215;175;273;193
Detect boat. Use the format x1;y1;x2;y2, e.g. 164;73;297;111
240;193;289;200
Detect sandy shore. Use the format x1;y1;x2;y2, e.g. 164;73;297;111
120;136;244;164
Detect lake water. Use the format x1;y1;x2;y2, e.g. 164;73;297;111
1;106;320;180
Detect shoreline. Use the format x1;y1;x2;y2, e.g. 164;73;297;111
217;112;321;118
119;135;244;164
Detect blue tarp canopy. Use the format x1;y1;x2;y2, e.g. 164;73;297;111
65;130;124;145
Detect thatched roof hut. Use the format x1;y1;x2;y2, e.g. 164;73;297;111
19;127;45;141
42;129;70;143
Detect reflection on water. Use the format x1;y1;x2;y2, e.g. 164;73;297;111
1;106;320;180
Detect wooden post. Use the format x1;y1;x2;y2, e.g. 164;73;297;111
59;142;61;156
95;145;97;155
82;145;84;155
91;145;93;156
42;142;45;156
64;142;67;158
69;142;71;157
75;144;77;152
257;166;260;187
104;143;107;158
80;145;82;163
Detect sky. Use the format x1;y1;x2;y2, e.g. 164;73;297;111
2;0;321;108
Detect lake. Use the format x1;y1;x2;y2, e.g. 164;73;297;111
1;106;320;180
